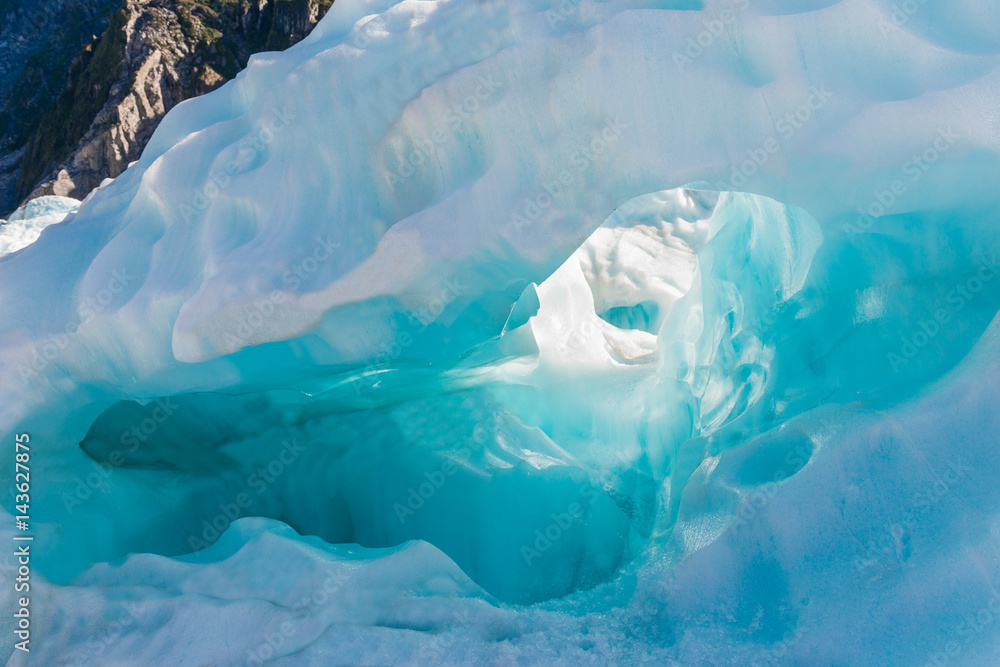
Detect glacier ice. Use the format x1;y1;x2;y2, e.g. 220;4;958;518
3;0;1000;665
0;196;80;257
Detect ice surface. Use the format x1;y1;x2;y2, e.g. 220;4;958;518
0;196;80;257
3;0;1000;665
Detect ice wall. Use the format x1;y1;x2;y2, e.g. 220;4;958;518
4;0;1000;395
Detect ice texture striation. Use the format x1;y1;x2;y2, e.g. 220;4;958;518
3;0;1000;665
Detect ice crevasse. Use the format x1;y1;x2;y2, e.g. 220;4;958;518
2;0;1000;664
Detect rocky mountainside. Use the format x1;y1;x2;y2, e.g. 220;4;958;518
0;0;333;214
0;0;122;212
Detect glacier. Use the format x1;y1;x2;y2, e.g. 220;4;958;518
3;0;1000;665
0;196;80;257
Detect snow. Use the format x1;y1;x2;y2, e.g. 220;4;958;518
0;195;79;256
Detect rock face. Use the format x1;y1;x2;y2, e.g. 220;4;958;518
0;0;122;212
2;0;333;211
